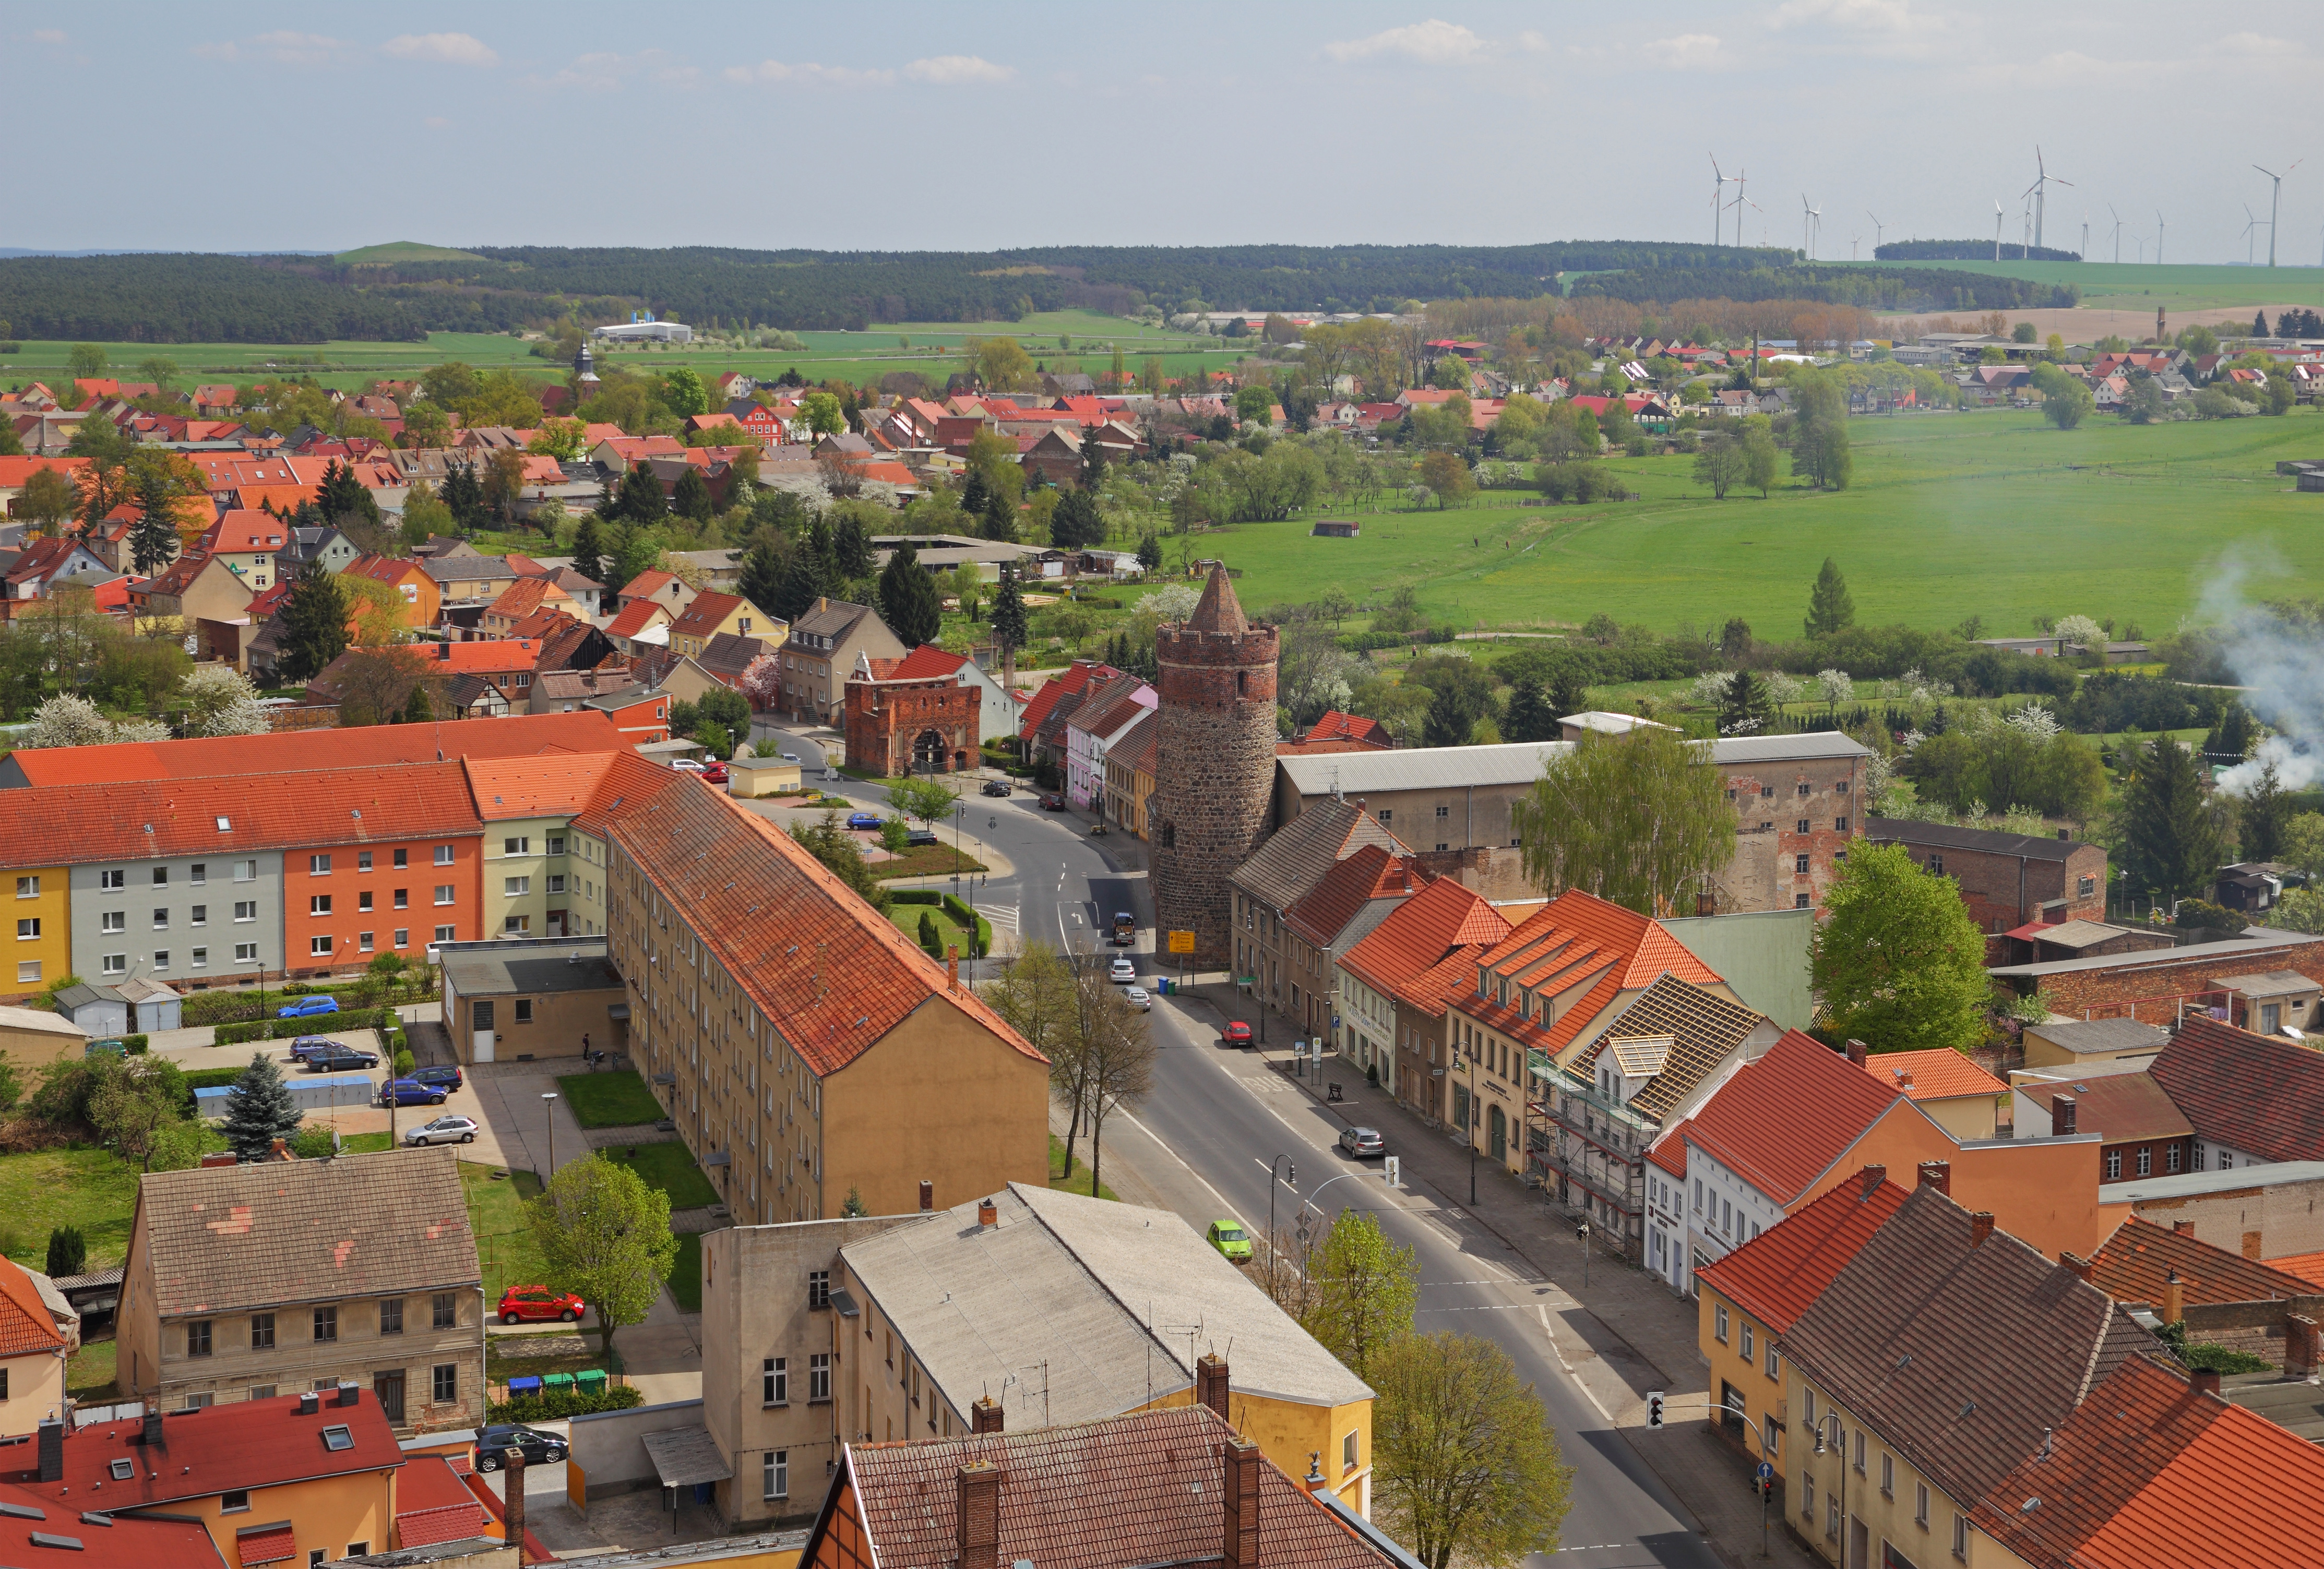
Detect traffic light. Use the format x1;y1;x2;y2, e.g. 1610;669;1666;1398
1646;1391;1665;1430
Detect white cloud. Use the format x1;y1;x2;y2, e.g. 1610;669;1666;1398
1767;0;1918;30
723;58;898;88
1516;31;1548;52
903;54;1013;85
1325;19;1486;65
193;31;343;67
1644;33;1724;69
32;28;65;45
383;32;498;67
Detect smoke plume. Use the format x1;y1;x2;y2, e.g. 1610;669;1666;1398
2204;546;2324;796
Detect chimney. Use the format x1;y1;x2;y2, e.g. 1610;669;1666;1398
2163;1269;2184;1326
36;1418;63;1483
503;1445;527;1567
1222;1436;1261;1568
2190;1368;2223;1399
2062;1252;2093;1282
199;1151;236;1168
1196;1352;1231;1421
297;1392;319;1416
919;1180;933;1212
2174;1220;2197;1237
1969;1212;1996;1248
336;1382;359;1407
2286;1314;2321;1379
2050;1095;2077;1137
1916;1160;1951;1195
270;1137;289;1160
1845;1038;1867;1067
438;641;451;661
1858;1165;1886;1198
1898;1069;1914;1092
1304;1452;1327;1498
1696;891;1715;917
971;1396;1003;1434
956;1460;1000;1568
976;1197;997;1230
2057;828;2070;840
947;945;959;992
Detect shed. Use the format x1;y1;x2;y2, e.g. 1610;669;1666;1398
1309;520;1361;538
2214;970;2324;1038
51;982;128;1037
0;1003;89;1070
195;1073;375;1118
114;975;183;1033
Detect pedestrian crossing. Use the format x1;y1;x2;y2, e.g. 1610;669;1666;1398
983;905;1020;933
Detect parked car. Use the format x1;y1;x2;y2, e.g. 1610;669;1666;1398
287;1035;340;1061
847;811;884;831
302;1047;378;1073
781;752;801;763
700;761;729;784
904;827;939;847
474;1424;568;1470
1337;1126;1387;1159
981;779;1010;797
277;995;340;1019
411;1064;463;1092
497;1285;585;1325
1039;793;1066;810
1221;1021;1254;1049
1109;957;1137;985
1124;987;1152;1012
379;1077;447;1107
84;1038;127;1058
1206;1220;1253;1263
403;1113;478;1146
671;758;707;773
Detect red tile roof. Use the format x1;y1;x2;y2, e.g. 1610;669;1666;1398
1339;876;1512;1007
459;1465;551;1562
1971;1351;2324;1569
1454;890;1722;1060
463;753;618;821
1301;709;1392;748
2266;1250;2324;1289
1694;1173;1909;1332
1;1388;402;1510
604;598;671;641
0;1255;65;1357
392;1455;493;1546
1;711;619;788
2055;1071;2193;1144
2087;1215;2309;1309
1018;661;1118;740
890;644;968;681
2151;1016;2324;1164
1684;1030;1904;1206
1284;843;1422;948
205;509;291;554
1646;1120;1689;1177
1860;1047;2009;1102
0;1478;224;1569
669;590;745;641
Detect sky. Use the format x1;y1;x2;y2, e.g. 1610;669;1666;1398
8;1;2324;264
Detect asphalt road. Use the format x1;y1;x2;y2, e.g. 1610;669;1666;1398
746;718;1718;1567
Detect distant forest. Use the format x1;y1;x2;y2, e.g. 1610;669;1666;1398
0;241;2073;343
1874;240;2082;263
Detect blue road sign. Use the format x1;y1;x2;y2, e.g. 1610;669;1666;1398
1758;1462;1774;1480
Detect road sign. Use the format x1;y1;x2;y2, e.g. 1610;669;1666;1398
1757;1462;1773;1481
1646;1391;1665;1429
1384;1156;1400;1190
1167;930;1196;954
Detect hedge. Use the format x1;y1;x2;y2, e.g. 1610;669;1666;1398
123;1035;149;1055
940;893;993;959
213;1009;390;1046
487;1384;643;1424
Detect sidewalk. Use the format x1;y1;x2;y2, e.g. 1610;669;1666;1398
1175;978;1819;1569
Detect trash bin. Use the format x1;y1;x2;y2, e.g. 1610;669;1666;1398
506;1375;543;1397
542;1372;575;1394
576;1369;606;1395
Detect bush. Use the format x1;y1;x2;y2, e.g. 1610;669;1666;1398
392;1049;415;1076
2172;898;2243;932
487;1385;646;1423
916;910;942;958
122;1035;148;1055
941;893;993;959
890;889;941;906
213;1008;390;1046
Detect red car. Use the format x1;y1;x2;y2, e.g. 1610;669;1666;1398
1221;1021;1254;1049
497;1285;585;1324
700;761;730;784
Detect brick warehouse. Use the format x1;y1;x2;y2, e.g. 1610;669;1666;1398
1865;816;2106;948
1990;927;2324;1023
844;653;980;776
1151;567;1279;969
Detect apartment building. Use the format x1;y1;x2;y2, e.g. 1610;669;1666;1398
465;754;617;940
276;766;485;977
1229;796;1407;1034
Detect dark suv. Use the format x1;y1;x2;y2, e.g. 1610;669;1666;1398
411;1064;463;1093
302;1046;379;1073
474;1424;568;1470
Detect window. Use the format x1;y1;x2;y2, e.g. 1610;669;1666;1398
152;866;169;887
310;855;331;875
310;895;332;916
1836;816;1849;833
394;889;408;908
235;943;258;964
505;836;530;855
1795;894;1811;909
547;836;566;855
237;860;257;881
378;1298;404;1335
1797;782;1811;796
357;892;373;913
310;936;333;956
101;911;124;933
762;1450;788;1501
180;1393;212;1411
808;1352;831;1402
1926;854;1945;876
505;877;531;896
434;926;455;943
2166;1143;2183;1173
505;915;531;935
808;1270;830;1309
433;1292;456;1329
234;901;256;921
433;1363;458;1404
1741;1323;1754;1361
1881;1453;1894;1497
100;868;125;891
547;875;566;894
1827;1499;1840;1541
346;1548;368;1561
1797;819;1810;834
2104;1149;2122;1180
1768;1344;1781;1380
2136;1146;2153;1177
1715;1304;1730;1343
318;1422;353;1452
190;905;206;927
1794;853;1811;875
221;1489;250;1513
1836;778;1849;794
1760;786;1774;798
190;864;205;886
358;932;374;953
357;852;373;873
101;954;125;976
394;929;409;949
1378;810;1391;824
14;877;36;898
313;1305;338;1342
1916;1482;1930;1525
16;962;38;984
515;999;533;1024
435;845;455;866
763;1357;788;1405
1435;804;1450;819
188;1320;212;1357
1952;1515;1968;1559
15;918;35;940
152;951;169;972
435;885;455;905
1854;1430;1866;1473
2078;875;2096;897
394;849;409;869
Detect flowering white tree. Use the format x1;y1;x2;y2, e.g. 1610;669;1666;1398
2003;701;2061;742
2052;614;2106;652
1136;582;1200;622
1764;670;1805;704
1688;670;1734;705
739;652;783;713
1816;668;1854;709
24;694;169;749
179;665;269;737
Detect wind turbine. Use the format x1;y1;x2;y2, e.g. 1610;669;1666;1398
2021;147;2071;249
1851;233;1862;261
2156;210;2165;266
2108;203;2123;264
2254;161;2301;268
2081;214;2089;260
2242;204;2261;266
1867;210;1886;253
1801;194;1822;260
1993;199;2006;262
1729;169;1749;247
1709;154;1737;246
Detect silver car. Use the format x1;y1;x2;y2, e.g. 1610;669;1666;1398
1124;987;1152;1012
404;1114;479;1147
1109;957;1137;985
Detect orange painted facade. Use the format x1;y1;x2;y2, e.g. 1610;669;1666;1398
280;834;481;975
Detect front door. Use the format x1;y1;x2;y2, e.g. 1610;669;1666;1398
374;1370;406;1424
1489;1105;1507;1161
1850;1515;1868;1569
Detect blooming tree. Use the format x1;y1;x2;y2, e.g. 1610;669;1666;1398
740;652;783;713
179;665;269;737
24;694;169;749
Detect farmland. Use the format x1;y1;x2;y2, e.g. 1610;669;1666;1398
1872;257;2324;315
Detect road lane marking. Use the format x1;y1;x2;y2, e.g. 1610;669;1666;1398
1114;1108;1243;1217
1538;1303;1614;1423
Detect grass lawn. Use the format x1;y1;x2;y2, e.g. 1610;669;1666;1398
888;902;983;960
329;1132;395;1155
556;1070;665;1129
461;1161;548;1302
874;843;987;882
0;1146;146;1272
66;1338;116;1402
666;1232;703;1314
1050;1135;1118;1202
602;1142;720;1210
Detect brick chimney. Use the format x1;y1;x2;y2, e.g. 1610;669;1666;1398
1898;1069;1915;1092
957;1460;1000;1568
36;1418;63;1483
919;1180;933;1212
504;1445;528;1567
976;1197;997;1230
1845;1038;1867;1067
1696;891;1716;917
2287;1314;2320;1379
947;946;959;992
1916;1160;1951;1195
1304;1452;1327;1497
1858;1165;1886;1199
2061;1252;2093;1282
1969;1212;1996;1248
971;1396;1003;1434
2050;1094;2077;1136
199;1151;237;1168
2174;1220;2197;1237
1222;1436;1261;1567
142;1405;164;1448
1197;1352;1231;1421
2190;1368;2223;1398
2162;1269;2184;1326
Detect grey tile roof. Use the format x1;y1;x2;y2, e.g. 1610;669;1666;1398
2021;1019;2171;1057
1866;816;2084;863
1231;795;1407;913
1275;741;1569;798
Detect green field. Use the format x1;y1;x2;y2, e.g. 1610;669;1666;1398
1200;407;2324;638
0;1146;146;1271
556;1069;664;1130
601;1142;720;1210
1873;257;2324;313
463;1160;549;1301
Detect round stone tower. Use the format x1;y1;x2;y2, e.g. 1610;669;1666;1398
1151;567;1279;971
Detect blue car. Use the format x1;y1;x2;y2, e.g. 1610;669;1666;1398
380;1078;448;1107
846;812;883;831
278;996;340;1019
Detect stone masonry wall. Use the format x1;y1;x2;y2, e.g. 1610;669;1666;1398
2019;935;2324;1020
1151;622;1279;969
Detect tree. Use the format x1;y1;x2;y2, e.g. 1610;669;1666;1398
1741;421;1780;496
671;464;714;523
1301;1209;1417;1382
790;807;890;913
1693;432;1744;498
1791;374;1853;489
221;1051;302;1162
990;567;1028;687
1373;1332;1575;1569
831;510;876;580
661;367;710;417
179;664;269;736
129;477;182;578
2120;737;2226;905
1511;729;1736;916
2042;377;2095;429
1804;557;1855;638
528;1154;679;1358
277;559;350;684
570;514;606;583
1811;842;1991;1052
335;646;439;727
2240;759;2290;864
1135;531;1161;571
1421;662;1496;747
1717;667;1777;735
17;469;76;537
1077;972;1153;1201
800;391;845;437
1235;384;1274;427
67;343;108;381
615;462;666;525
1417;449;1474;507
1502;679;1557;742
738;538;783;618
876;539;941;648
1051;489;1105;548
91;1057;194;1172
44;1224;86;1278
440;460;488;532
772;541;829;622
968;337;1035;392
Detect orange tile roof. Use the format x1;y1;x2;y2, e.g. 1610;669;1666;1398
1972;1352;2324;1569
1684;1031;1904;1206
2266;1250;2324;1290
486;577;565;620
588;752;1041;1075
605;598;671;640
1860;1047;2009;1101
1285;843;1421;948
1694;1173;1908;1332
670;590;745;640
1646;1119;1689;1178
1340;876;1512;1005
1303;709;1391;747
620;568;680;600
206;509;291;553
1;711;621;787
1454;890;1723;1059
0;456;91;488
889;644;968;681
1019;661;1118;740
463;753;618;821
0;1255;64;1357
2087;1215;2310;1309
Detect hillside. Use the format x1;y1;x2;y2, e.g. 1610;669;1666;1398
337;241;485;265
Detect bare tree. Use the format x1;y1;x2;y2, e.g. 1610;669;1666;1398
1078;977;1154;1200
983;943;1091;1175
332;646;443;727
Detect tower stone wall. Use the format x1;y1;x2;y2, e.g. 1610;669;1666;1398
1151;570;1279;970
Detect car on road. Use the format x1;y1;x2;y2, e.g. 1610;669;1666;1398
1221;1021;1254;1049
473;1423;568;1470
781;751;801;763
379;1077;448;1107
287;1035;340;1061
1109;957;1137;985
1124;987;1152;1011
301;1046;378;1073
846;811;884;831
700;760;729;784
277;995;339;1019
1039;793;1065;810
671;758;707;773
981;778;1010;797
1337;1126;1387;1159
1206;1220;1254;1264
1110;912;1136;945
411;1064;463;1092
497;1285;585;1324
403;1113;478;1146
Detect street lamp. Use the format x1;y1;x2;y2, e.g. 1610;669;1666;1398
1266;1155;1296;1297
541;1092;560;1180
1813;1411;1848;1557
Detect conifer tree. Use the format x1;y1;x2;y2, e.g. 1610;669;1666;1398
129;468;180;577
569;514;605;583
832;512;875;581
277;558;350;682
221;1051;302;1162
876;539;941;648
1804;557;1855;638
1717;668;1776;736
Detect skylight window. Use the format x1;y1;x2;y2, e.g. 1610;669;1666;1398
216;818;231;832
109;1459;134;1480
320;1424;354;1452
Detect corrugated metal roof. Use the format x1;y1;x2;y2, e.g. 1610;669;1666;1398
1276;740;1570;796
